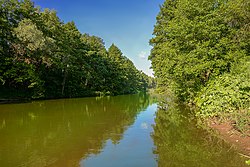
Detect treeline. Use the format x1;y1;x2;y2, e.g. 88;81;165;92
150;0;250;132
0;0;154;99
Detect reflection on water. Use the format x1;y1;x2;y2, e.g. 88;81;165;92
0;93;154;167
152;101;248;167
0;94;248;167
81;104;158;167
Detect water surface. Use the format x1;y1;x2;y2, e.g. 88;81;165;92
0;94;247;167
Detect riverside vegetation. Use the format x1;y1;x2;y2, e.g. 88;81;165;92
0;0;249;139
0;0;154;100
0;0;250;166
149;0;250;135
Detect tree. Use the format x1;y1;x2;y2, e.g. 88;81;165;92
0;0;151;99
149;0;250;133
149;0;250;101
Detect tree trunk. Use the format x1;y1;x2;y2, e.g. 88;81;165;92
61;68;68;96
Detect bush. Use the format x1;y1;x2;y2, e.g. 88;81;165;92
195;74;250;117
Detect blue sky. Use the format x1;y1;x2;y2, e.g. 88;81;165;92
33;0;165;76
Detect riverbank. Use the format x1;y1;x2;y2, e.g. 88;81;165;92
0;98;31;104
151;90;250;158
0;91;151;105
209;119;250;157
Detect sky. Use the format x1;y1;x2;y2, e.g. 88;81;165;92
33;0;165;76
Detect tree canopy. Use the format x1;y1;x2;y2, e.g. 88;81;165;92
0;0;154;99
149;0;250;132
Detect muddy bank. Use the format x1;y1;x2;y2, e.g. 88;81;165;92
210;120;250;157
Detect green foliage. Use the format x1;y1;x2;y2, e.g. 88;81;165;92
195;73;250;117
0;0;152;99
246;159;250;165
150;0;250;101
150;0;250;134
195;62;250;133
105;44;152;95
13;18;46;51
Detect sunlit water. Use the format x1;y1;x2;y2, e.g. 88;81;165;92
0;94;247;167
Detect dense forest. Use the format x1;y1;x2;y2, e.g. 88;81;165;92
0;0;154;99
149;0;250;133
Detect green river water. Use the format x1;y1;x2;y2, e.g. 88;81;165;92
0;94;248;167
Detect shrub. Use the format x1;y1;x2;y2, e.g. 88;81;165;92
195;74;250;118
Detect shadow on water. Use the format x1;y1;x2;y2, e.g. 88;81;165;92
0;93;248;167
0;93;154;167
152;100;248;167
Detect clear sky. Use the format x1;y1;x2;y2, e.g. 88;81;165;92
33;0;165;76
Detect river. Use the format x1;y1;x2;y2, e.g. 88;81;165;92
0;94;247;166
